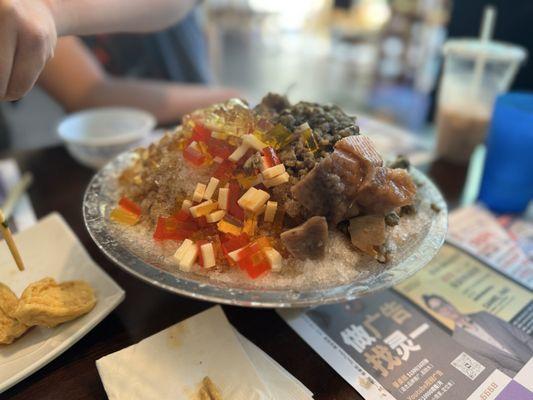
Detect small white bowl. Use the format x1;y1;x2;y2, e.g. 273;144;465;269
57;107;156;169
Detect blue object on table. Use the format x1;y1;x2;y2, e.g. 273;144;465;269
479;92;533;213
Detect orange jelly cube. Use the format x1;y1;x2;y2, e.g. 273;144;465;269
237;246;271;279
118;197;141;216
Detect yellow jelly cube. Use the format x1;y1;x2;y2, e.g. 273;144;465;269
211;131;228;140
237;174;262;189
189;200;219;218
217;219;242;236
243;216;257;236
110;207;139;226
264;124;292;149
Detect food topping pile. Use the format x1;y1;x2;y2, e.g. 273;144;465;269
113;94;417;279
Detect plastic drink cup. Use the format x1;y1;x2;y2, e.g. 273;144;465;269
479;92;533;214
435;39;526;164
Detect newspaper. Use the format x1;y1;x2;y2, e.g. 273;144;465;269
0;159;37;231
447;205;533;290
279;206;533;400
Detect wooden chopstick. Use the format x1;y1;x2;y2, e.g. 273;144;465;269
1;172;33;220
0;209;24;271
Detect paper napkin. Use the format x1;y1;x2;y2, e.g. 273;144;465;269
97;306;313;399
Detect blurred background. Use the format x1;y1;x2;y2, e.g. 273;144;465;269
1;0;531;151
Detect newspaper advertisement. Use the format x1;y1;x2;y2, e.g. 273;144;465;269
279;206;533;400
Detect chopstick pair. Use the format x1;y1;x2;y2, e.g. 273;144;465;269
0;172;33;271
0;209;25;271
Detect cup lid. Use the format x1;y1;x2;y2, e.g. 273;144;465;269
443;38;527;63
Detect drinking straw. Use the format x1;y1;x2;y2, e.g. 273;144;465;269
461;144;486;206
471;6;497;96
499;61;520;92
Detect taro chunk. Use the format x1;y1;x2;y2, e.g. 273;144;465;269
280;216;328;260
348;215;386;257
291;157;347;224
356;168;416;214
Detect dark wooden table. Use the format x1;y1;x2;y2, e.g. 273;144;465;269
3;146;467;400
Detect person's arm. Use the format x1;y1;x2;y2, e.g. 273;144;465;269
38;37;241;125
0;0;196;101
50;0;197;36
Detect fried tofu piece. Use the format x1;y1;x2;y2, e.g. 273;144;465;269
14;278;97;328
0;283;29;344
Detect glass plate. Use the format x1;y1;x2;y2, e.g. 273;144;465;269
83;151;447;307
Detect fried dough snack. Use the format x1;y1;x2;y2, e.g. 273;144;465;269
14;278;96;328
0;283;29;344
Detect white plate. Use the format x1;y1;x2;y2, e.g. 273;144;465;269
0;213;125;393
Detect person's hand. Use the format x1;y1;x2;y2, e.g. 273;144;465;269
0;0;57;101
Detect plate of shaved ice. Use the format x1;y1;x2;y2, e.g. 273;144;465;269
83;94;447;307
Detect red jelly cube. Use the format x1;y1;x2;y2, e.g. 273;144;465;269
261;147;281;168
234;242;262;261
200;225;219;238
183;144;206;167
191;124;211;142
153;216;175;240
153;217;179;241
221;233;250;254
174;209;192;222
213;160;236;180
118;197;142;216
228;181;245;221
207;137;235;160
229;202;244;221
196;216;208;228
176;219;198;232
212;235;225;263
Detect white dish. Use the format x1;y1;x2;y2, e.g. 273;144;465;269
0;213;125;393
57;107;156;169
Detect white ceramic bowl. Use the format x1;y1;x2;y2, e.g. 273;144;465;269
57;107;156;169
